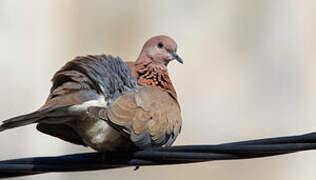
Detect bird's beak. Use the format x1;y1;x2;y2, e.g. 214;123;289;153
170;52;183;64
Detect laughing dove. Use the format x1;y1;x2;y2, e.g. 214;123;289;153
0;35;183;152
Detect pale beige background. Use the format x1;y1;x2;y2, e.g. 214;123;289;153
1;0;316;179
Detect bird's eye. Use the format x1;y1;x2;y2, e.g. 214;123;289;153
158;42;164;48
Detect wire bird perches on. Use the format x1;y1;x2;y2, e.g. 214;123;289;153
2;132;316;178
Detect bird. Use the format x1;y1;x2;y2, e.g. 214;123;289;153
0;35;183;153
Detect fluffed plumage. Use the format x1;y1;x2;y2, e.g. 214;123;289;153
0;35;183;152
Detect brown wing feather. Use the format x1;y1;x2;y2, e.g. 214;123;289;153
106;86;182;149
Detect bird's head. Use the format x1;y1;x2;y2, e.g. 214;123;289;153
136;35;183;67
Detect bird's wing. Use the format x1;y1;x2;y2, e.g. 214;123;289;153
89;86;182;149
1;55;138;146
43;55;138;109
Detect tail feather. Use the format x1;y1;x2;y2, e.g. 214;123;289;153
0;112;44;132
0;105;74;132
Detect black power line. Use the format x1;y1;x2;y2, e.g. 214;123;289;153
1;132;316;178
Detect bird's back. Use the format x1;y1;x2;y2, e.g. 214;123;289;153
37;55;139;150
40;55;138;110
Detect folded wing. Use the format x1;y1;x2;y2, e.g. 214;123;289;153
91;86;182;149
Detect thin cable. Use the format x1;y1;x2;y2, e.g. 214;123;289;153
1;132;316;178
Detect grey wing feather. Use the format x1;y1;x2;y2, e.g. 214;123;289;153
51;55;138;103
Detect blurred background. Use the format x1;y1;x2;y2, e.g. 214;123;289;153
0;0;316;179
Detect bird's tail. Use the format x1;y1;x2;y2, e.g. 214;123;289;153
0;105;74;132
